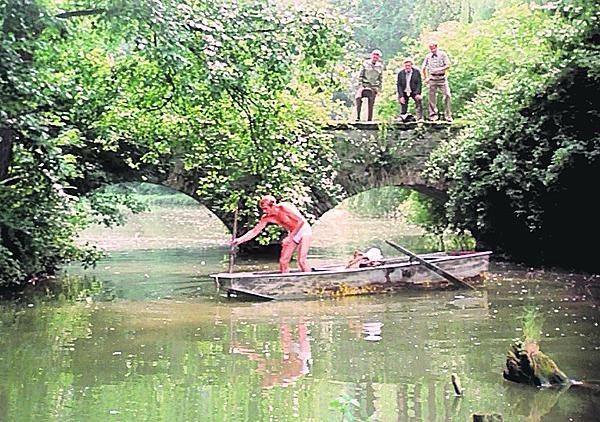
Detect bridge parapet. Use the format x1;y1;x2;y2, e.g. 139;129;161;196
326;121;462;201
90;121;462;234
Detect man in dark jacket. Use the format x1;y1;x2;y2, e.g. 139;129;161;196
396;57;423;121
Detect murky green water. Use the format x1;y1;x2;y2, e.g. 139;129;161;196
1;206;599;421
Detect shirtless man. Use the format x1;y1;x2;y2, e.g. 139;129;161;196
231;195;312;273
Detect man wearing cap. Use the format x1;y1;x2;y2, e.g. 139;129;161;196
421;41;452;122
396;57;423;121
355;49;383;121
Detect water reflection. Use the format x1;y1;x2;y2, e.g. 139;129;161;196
502;383;568;422
362;321;383;341
231;322;312;389
1;275;599;421
1;205;599;421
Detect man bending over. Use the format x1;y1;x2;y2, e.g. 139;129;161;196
231;195;312;273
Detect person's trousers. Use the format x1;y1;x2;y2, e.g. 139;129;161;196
356;89;376;121
400;93;423;120
427;78;452;121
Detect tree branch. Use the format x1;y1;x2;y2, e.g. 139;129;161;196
0;127;14;181
224;85;259;147
0;176;21;186
55;9;106;19
145;71;176;111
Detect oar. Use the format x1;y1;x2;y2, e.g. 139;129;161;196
228;206;239;273
385;240;476;290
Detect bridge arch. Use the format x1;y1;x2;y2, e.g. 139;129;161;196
311;121;460;216
87;122;460;234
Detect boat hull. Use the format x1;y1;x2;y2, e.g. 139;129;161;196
210;251;492;300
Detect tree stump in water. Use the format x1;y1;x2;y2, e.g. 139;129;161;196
503;339;569;387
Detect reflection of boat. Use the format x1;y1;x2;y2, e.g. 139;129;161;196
228;290;490;324
210;251;492;300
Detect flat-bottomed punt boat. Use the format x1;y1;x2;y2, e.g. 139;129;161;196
210;251;492;300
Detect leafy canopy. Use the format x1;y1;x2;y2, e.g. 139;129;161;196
0;0;352;284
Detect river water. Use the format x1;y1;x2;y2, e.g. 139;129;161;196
1;205;599;421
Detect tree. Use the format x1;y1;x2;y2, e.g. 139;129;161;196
426;0;600;271
0;0;352;284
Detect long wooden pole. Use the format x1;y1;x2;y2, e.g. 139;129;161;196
385;240;476;290
228;207;239;273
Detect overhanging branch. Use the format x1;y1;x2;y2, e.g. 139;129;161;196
55;9;106;19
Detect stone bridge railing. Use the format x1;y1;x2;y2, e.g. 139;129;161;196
93;121;462;232
328;121;460;200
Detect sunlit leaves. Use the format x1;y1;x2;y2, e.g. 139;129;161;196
1;0;352;282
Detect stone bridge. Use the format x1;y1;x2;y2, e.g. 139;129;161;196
329;121;458;200
97;122;460;231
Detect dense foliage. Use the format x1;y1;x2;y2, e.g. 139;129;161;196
0;0;351;284
426;0;600;270
0;0;107;282
329;0;518;57
374;3;555;120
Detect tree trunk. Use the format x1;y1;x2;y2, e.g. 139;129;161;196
0;127;14;181
503;339;569;387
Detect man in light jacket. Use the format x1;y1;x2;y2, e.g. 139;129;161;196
421;41;452;122
355;49;383;121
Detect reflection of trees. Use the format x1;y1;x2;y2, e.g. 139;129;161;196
0;288;96;419
502;382;600;422
502;383;566;422
0;289;502;420
323;298;488;382
315;293;499;420
337;379;469;420
4;287;598;421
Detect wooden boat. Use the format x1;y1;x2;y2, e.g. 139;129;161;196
210;250;492;300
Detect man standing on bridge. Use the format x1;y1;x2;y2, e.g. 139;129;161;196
355;49;383;121
421;41;452;122
231;195;312;273
396;57;423;121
